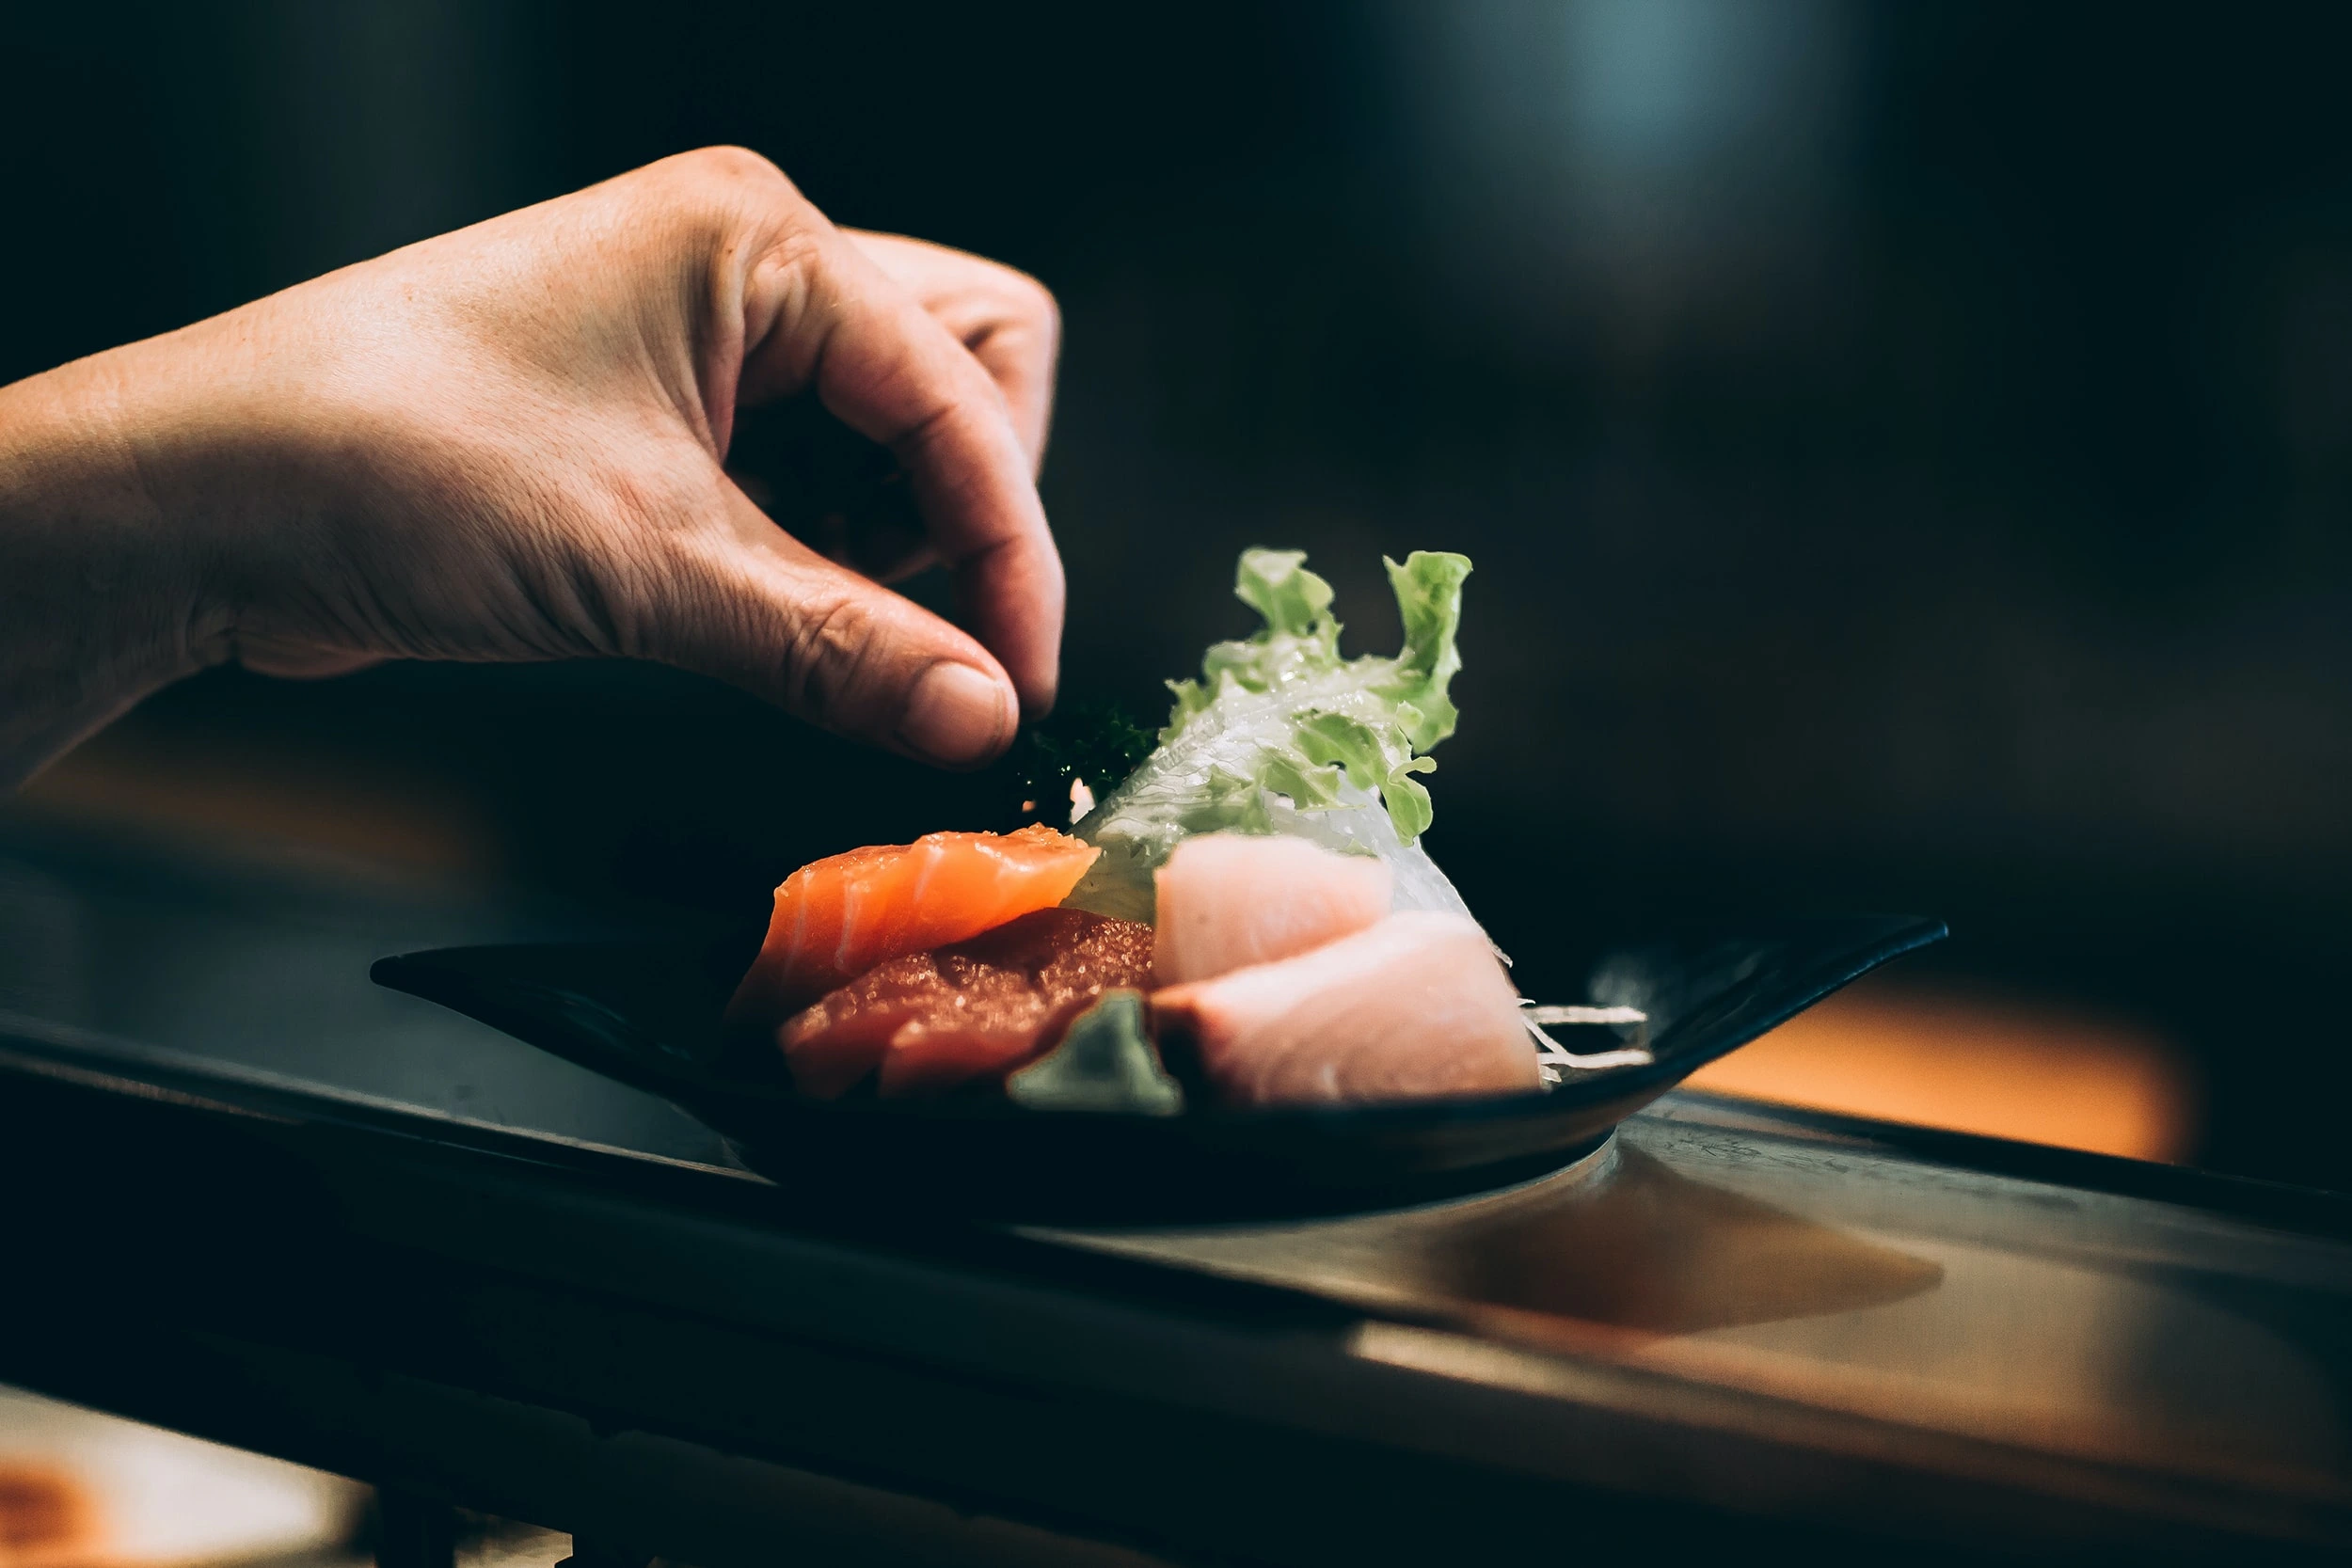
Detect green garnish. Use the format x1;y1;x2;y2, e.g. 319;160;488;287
1011;699;1154;824
1152;547;1469;843
1005;990;1183;1115
1065;547;1478;924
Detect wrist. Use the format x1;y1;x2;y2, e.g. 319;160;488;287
0;344;226;787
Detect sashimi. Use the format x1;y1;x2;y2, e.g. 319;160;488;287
1152;911;1541;1105
729;825;1101;1023
1152;832;1392;986
783;909;1156;1099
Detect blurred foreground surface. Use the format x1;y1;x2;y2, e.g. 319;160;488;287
0;1387;571;1568
0;1386;360;1568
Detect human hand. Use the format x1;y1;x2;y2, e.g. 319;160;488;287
0;148;1063;785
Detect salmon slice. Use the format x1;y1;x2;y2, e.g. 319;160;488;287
782;909;1157;1099
1152;832;1393;986
1152;911;1542;1105
728;825;1102;1024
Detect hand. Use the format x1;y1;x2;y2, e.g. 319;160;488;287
0;148;1064;787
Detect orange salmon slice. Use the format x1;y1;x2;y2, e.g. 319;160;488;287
727;825;1102;1023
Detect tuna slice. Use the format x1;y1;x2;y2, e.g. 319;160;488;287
782;909;1156;1099
1152;911;1541;1105
1152;832;1393;987
729;825;1101;1024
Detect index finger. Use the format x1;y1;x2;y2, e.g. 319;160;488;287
741;231;1064;716
842;229;1060;476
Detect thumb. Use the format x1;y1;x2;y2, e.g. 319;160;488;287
649;483;1018;767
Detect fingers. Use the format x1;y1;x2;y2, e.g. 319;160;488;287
842;230;1061;474
741;232;1064;716
650;483;1019;767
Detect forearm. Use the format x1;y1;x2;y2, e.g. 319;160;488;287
0;349;220;789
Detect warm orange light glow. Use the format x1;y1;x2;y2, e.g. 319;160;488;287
0;1462;100;1568
19;731;501;879
0;1390;363;1568
1684;975;2197;1162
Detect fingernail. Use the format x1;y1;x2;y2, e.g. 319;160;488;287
898;661;1012;766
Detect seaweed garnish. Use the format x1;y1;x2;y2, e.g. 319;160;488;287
1010;700;1155;828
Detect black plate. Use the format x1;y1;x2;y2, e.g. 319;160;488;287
372;914;1944;1222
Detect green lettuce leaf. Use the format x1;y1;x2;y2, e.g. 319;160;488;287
1146;546;1468;844
1066;546;1477;925
1176;552;1468;846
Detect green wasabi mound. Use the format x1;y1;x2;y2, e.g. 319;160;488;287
1066;548;1479;925
1005;990;1184;1115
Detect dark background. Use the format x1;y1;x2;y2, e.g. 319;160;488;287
7;2;2351;1184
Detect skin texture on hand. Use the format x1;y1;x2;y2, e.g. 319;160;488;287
0;148;1064;790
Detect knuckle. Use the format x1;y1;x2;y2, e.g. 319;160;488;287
610;459;717;536
1009;270;1060;337
673;144;790;194
756;224;829;294
973;261;1059;340
644;147;807;245
785;592;884;718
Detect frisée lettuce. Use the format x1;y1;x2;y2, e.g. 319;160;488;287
1064;548;1481;925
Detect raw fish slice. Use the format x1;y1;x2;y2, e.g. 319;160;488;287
782;909;1155;1099
1152;832;1392;986
729;826;1101;1023
1152;911;1541;1105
